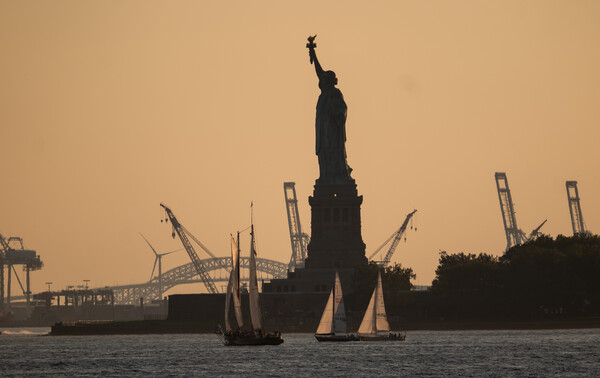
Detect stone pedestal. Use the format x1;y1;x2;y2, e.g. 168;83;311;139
263;179;367;295
304;181;367;269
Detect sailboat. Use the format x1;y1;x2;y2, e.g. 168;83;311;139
357;270;405;341
219;222;284;346
315;271;358;342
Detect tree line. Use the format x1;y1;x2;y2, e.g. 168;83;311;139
349;234;600;321
431;234;600;319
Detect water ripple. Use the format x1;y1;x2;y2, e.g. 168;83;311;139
1;328;599;376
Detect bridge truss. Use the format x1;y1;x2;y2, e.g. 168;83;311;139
106;257;287;305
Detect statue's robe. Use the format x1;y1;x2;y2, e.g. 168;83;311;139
315;86;351;182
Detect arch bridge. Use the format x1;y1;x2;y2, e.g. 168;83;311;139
106;257;287;305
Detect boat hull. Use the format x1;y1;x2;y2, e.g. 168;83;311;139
222;333;284;346
315;334;359;342
359;333;406;342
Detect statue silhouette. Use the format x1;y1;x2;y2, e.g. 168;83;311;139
307;36;352;184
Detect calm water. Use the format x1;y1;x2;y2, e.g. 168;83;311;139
1;328;599;376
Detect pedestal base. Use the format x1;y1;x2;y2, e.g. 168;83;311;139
304;182;367;270
263;180;367;294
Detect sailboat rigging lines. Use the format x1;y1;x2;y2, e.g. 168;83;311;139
357;270;405;341
219;220;283;346
315;271;358;342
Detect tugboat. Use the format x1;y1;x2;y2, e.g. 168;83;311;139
218;217;283;346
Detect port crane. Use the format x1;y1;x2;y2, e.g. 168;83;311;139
566;181;591;236
160;203;219;294
0;234;43;310
495;172;546;251
283;182;310;271
368;209;417;267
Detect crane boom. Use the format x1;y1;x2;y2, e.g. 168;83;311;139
182;225;228;270
0;234;6;312
369;209;417;266
160;203;218;294
529;219;547;239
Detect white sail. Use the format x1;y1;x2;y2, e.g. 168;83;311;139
357;285;377;335
375;271;390;332
358;270;389;335
231;235;244;329
316;289;335;334
248;226;263;330
224;267;234;332
333;271;347;334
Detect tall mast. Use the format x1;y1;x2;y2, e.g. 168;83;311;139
248;206;264;331
332;274;335;332
236;231;240;297
373;272;379;332
231;232;244;328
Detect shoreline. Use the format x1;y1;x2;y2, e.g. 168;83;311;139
44;317;600;336
401;318;600;331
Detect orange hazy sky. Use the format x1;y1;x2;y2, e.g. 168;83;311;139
1;1;599;295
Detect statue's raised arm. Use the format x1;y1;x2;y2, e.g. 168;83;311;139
307;35;325;80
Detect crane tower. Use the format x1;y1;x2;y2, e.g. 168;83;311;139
495;172;528;250
283;182;309;272
566;181;590;235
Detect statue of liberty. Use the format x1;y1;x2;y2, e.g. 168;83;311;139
307;36;353;184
